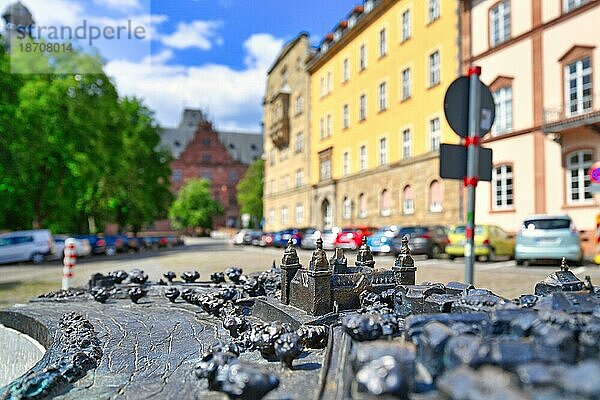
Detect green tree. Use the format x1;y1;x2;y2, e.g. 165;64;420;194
169;179;224;231
236;159;264;228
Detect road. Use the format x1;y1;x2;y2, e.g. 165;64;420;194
0;237;598;306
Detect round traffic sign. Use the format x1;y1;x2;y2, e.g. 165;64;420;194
590;161;600;184
444;76;496;138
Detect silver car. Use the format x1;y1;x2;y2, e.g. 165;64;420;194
515;215;583;265
0;230;56;264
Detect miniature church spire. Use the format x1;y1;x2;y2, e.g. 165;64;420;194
394;235;414;268
281;238;300;267
309;238;329;271
356;236;375;268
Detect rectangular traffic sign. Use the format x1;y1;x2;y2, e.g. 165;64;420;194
439;143;493;181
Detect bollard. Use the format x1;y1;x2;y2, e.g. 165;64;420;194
62;238;77;290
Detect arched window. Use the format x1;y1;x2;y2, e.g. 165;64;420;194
566;150;593;204
429;180;442;212
403;185;414;215
380;189;391;216
358;193;367;218
342;197;352;219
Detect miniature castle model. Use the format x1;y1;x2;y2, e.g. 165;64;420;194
280;236;417;316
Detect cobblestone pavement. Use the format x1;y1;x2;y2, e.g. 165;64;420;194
0;237;598;305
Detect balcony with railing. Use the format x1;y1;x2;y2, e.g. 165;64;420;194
543;94;600;134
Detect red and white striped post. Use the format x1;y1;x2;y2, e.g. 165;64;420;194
62;238;77;290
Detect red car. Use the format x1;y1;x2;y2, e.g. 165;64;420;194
334;227;377;250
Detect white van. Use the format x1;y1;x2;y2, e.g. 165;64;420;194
0;230;56;264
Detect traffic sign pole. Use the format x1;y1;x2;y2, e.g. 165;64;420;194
464;66;482;284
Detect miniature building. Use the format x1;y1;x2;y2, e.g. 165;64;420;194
280;236;417;316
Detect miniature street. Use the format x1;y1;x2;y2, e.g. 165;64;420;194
1;237;598;308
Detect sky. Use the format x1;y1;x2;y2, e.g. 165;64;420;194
1;0;357;131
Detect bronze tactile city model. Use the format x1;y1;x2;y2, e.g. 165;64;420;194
1;238;600;399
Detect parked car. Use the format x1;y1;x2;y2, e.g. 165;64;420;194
391;226;449;259
367;225;401;254
273;229;304;248
0;230;56;265
53;235;92;258
141;236;161;250
104;235;128;256
75;234;106;255
335;227;377;250
232;229;252;245
445;224;514;261
247;230;263;246
321;228;340;250
515;215;582;266
259;232;274;247
300;228;321;250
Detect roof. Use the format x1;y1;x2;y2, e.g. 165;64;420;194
159;109;263;164
267;32;309;75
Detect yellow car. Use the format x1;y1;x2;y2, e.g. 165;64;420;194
445;224;515;261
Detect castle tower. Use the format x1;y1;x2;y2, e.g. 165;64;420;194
355;237;375;270
2;2;34;48
329;247;347;274
306;238;332;315
280;239;301;304
392;235;416;285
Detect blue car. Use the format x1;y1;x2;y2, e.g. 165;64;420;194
75;234;106;255
367;225;400;254
273;229;303;248
515;215;583;266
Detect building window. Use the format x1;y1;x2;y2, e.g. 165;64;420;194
360;44;367;71
380;189;391;216
402;9;411;41
228;171;238;183
428;0;440;23
201;138;211;146
359;145;367;171
401;68;411;100
358;193;367;218
295;132;304;153
429;117;441;151
402;129;411;159
378;82;387;111
281;207;289;225
343;104;350;129
492;86;513;135
295;169;303;187
202;171;212;180
429;50;440;87
403;186;414;215
342;197;352;219
429;180;443;212
202;154;212;163
343;58;350;82
269;149;276;166
379;138;388;166
565;57;592;117
343;151;350;176
268;209;275;225
320;76;326;97
326;114;332;136
490;0;510;47
566;150;593;204
564;0;588;13
379;28;387;57
359;94;367;121
172;169;182;182
295;204;304;225
269;179;275;194
492;164;514;209
295;96;304;115
320;158;332;181
327;71;333;93
320;117;325;139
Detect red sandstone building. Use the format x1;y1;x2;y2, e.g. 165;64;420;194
161;109;262;229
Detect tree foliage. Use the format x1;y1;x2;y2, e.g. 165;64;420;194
168;179;224;231
236;158;264;228
0;45;172;233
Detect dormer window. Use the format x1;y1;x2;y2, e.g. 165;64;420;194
334;30;342;41
349;15;357;27
321;43;329;53
174;141;181;147
365;0;374;13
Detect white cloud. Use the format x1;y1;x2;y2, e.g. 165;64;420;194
94;0;141;11
105;33;285;130
161;20;222;50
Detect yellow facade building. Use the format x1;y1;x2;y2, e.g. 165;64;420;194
307;0;461;229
